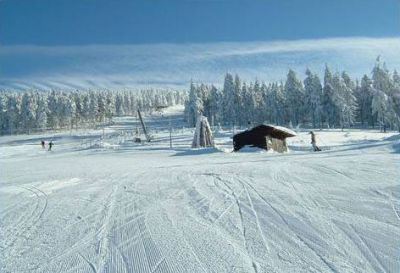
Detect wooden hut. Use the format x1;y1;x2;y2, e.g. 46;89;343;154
233;124;296;153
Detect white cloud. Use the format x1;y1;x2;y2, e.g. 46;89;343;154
1;37;399;90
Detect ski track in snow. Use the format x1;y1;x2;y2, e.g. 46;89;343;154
0;111;399;273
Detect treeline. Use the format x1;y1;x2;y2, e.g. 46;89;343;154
185;58;400;132
0;89;186;135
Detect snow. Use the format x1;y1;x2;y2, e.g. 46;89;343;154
1;107;399;273
263;124;297;137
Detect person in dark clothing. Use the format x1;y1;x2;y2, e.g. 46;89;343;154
310;131;321;151
41;140;45;149
48;141;53;151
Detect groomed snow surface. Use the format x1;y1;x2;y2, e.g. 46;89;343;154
1;106;399;273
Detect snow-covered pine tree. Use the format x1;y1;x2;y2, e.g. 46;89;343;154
88;92;99;123
222;73;236;126
233;74;242;125
105;92;115;122
284;69;304;126
115;93;124;117
341;72;357;128
391;70;400;131
97;93;106;123
81;94;90;124
304;69;323;128
355;75;374;127
73;92;83;128
331;73;347;129
123;93;131;115
20;92;37;133
372;89;390;132
372;57;393;95
0;95;6;135
322;66;337;128
35;96;48;131
5;95;20;134
241;82;257;127
47;91;59;129
208;85;221;126
372;58;399;130
267;83;282;125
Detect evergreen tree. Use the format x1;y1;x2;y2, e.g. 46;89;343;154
372;89;390;132
304;69;323;128
88;92;99;123
341;72;357;128
322;66;337;127
5;95;19;134
233;74;242;124
47;91;59;129
355;75;374;127
35;96;48;131
284;69;304;126
0;95;6;134
20;93;37;133
222;73;235;126
81;94;90;123
115;94;124;117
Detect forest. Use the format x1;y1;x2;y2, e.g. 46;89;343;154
0;89;186;135
185;58;400;132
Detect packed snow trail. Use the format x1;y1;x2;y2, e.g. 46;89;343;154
1;115;399;273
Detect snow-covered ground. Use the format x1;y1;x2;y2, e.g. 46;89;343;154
1;106;399;273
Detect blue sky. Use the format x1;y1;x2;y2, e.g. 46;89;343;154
1;0;399;45
0;0;399;89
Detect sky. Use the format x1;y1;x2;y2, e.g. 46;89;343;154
0;0;399;89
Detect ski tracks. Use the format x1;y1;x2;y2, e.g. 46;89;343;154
1;185;48;251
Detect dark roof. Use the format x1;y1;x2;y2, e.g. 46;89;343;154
236;125;296;140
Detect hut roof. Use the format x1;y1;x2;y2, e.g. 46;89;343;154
242;124;296;140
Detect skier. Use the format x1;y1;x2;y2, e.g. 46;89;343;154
310;131;321;152
41;140;45;149
48;141;53;151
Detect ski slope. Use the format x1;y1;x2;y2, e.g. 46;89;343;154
1;107;399;273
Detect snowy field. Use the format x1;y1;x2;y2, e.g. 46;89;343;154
1;106;399;273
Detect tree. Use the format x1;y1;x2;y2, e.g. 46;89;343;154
372;57;392;95
105;92;115;122
208;85;222;126
222;73;236;126
355;75;374;127
372;89;390;132
322;66;337;127
341;72;357;128
233;74;242;124
97;93;106;122
391;70;400;131
0;95;6;135
47;91;59;129
185;82;204;127
20;92;36;133
304;69;323;128
115;93;124;117
88;92;99;123
35;96;48;131
5;95;19;134
284;69;304;126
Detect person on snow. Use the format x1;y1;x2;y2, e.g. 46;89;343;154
41;140;45;149
48;141;53;151
310;131;321;152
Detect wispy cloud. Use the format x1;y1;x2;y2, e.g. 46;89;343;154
1;37;399;90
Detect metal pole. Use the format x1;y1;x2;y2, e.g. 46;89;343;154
169;116;172;148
